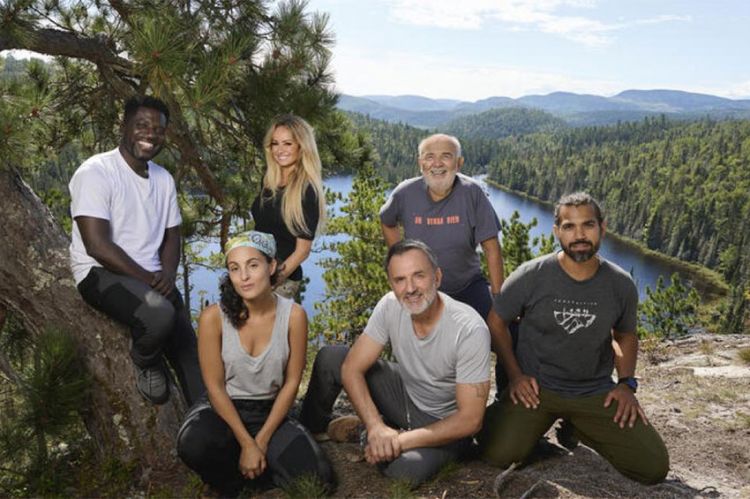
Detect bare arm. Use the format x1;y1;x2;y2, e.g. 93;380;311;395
254;304;308;450
276;238;312;285
397;381;489;452
197;305;265;478
75;216;154;284
605;330;647;428
380;222;402;248
152;225;180;295
487;310;540;408
340;334;400;463
480;237;504;296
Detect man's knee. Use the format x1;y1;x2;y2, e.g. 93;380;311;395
134;291;177;340
478;402;539;468
621;434;670;485
480;439;529;469
382;451;442;486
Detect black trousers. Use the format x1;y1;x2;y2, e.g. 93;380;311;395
77;266;204;405
178;398;333;496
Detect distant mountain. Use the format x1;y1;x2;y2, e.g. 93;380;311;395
362;95;461;112
614;89;750;113
337;89;750;128
517;91;636;113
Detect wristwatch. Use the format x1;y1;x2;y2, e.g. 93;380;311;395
617;376;638;393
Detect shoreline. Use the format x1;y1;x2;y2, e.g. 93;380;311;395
483;178;729;301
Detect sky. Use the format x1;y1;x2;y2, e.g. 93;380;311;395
305;0;750;102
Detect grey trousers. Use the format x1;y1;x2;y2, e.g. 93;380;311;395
77;266;205;405
300;345;473;486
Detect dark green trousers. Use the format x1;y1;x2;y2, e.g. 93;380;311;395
478;388;669;484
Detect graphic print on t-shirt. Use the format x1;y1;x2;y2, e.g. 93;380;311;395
553;299;597;335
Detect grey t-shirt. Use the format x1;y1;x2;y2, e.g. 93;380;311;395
221;294;293;400
493;253;638;397
380;173;501;294
365;291;491;419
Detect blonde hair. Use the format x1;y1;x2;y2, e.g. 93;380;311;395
261;114;326;237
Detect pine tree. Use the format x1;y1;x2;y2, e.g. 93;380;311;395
639;273;701;339
310;135;390;345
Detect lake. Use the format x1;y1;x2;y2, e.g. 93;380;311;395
186;174;701;318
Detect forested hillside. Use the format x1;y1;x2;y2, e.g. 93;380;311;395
487;116;750;284
444;107;566;140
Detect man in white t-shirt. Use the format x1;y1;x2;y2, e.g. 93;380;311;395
300;240;491;486
69;95;203;405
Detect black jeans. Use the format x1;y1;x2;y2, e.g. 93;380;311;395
77;266;204;405
178;398;333;496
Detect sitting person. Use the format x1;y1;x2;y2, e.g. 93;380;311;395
300;239;491;486
480;192;669;485
177;231;332;497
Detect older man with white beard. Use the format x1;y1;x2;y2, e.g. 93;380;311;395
300;239;490;486
380;134;504;321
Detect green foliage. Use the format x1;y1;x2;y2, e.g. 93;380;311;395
387;479;417;498
639;273;701;339
486;116;750;287
0;316;91;496
500;211;557;277
282;473;329;499
311;142;391;345
718;282;749;334
739;348;750;364
444;107;566;140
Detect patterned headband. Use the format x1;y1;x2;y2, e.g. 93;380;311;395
224;230;276;259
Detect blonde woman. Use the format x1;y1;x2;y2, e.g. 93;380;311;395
251;114;326;300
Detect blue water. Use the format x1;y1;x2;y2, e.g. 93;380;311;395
185;175;692;318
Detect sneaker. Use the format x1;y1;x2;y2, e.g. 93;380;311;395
135;364;169;405
327;415;363;443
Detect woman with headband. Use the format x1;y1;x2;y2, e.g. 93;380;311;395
177;231;332;497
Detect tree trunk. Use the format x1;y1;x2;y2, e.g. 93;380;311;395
0;168;186;476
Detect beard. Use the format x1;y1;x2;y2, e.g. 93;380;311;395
398;280;438;316
561;239;600;263
423;170;456;196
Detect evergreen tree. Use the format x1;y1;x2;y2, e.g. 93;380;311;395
499;211;557;277
718;282;749;335
0;312;90;495
639;273;701;339
310;136;390;344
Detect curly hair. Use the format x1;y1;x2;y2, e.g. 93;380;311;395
219;256;280;329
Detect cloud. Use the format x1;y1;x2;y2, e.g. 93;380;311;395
383;0;690;47
330;45;623;100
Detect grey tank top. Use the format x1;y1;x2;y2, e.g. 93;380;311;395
221;294;293;400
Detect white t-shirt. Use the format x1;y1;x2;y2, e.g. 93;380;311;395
68;148;182;284
364;291;491;419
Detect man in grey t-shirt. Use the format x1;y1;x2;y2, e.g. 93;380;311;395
479;192;669;486
300;239;490;486
380;134;503;320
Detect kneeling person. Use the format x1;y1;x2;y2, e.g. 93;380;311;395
178;232;332;497
480;192;669;485
301;239;491;486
